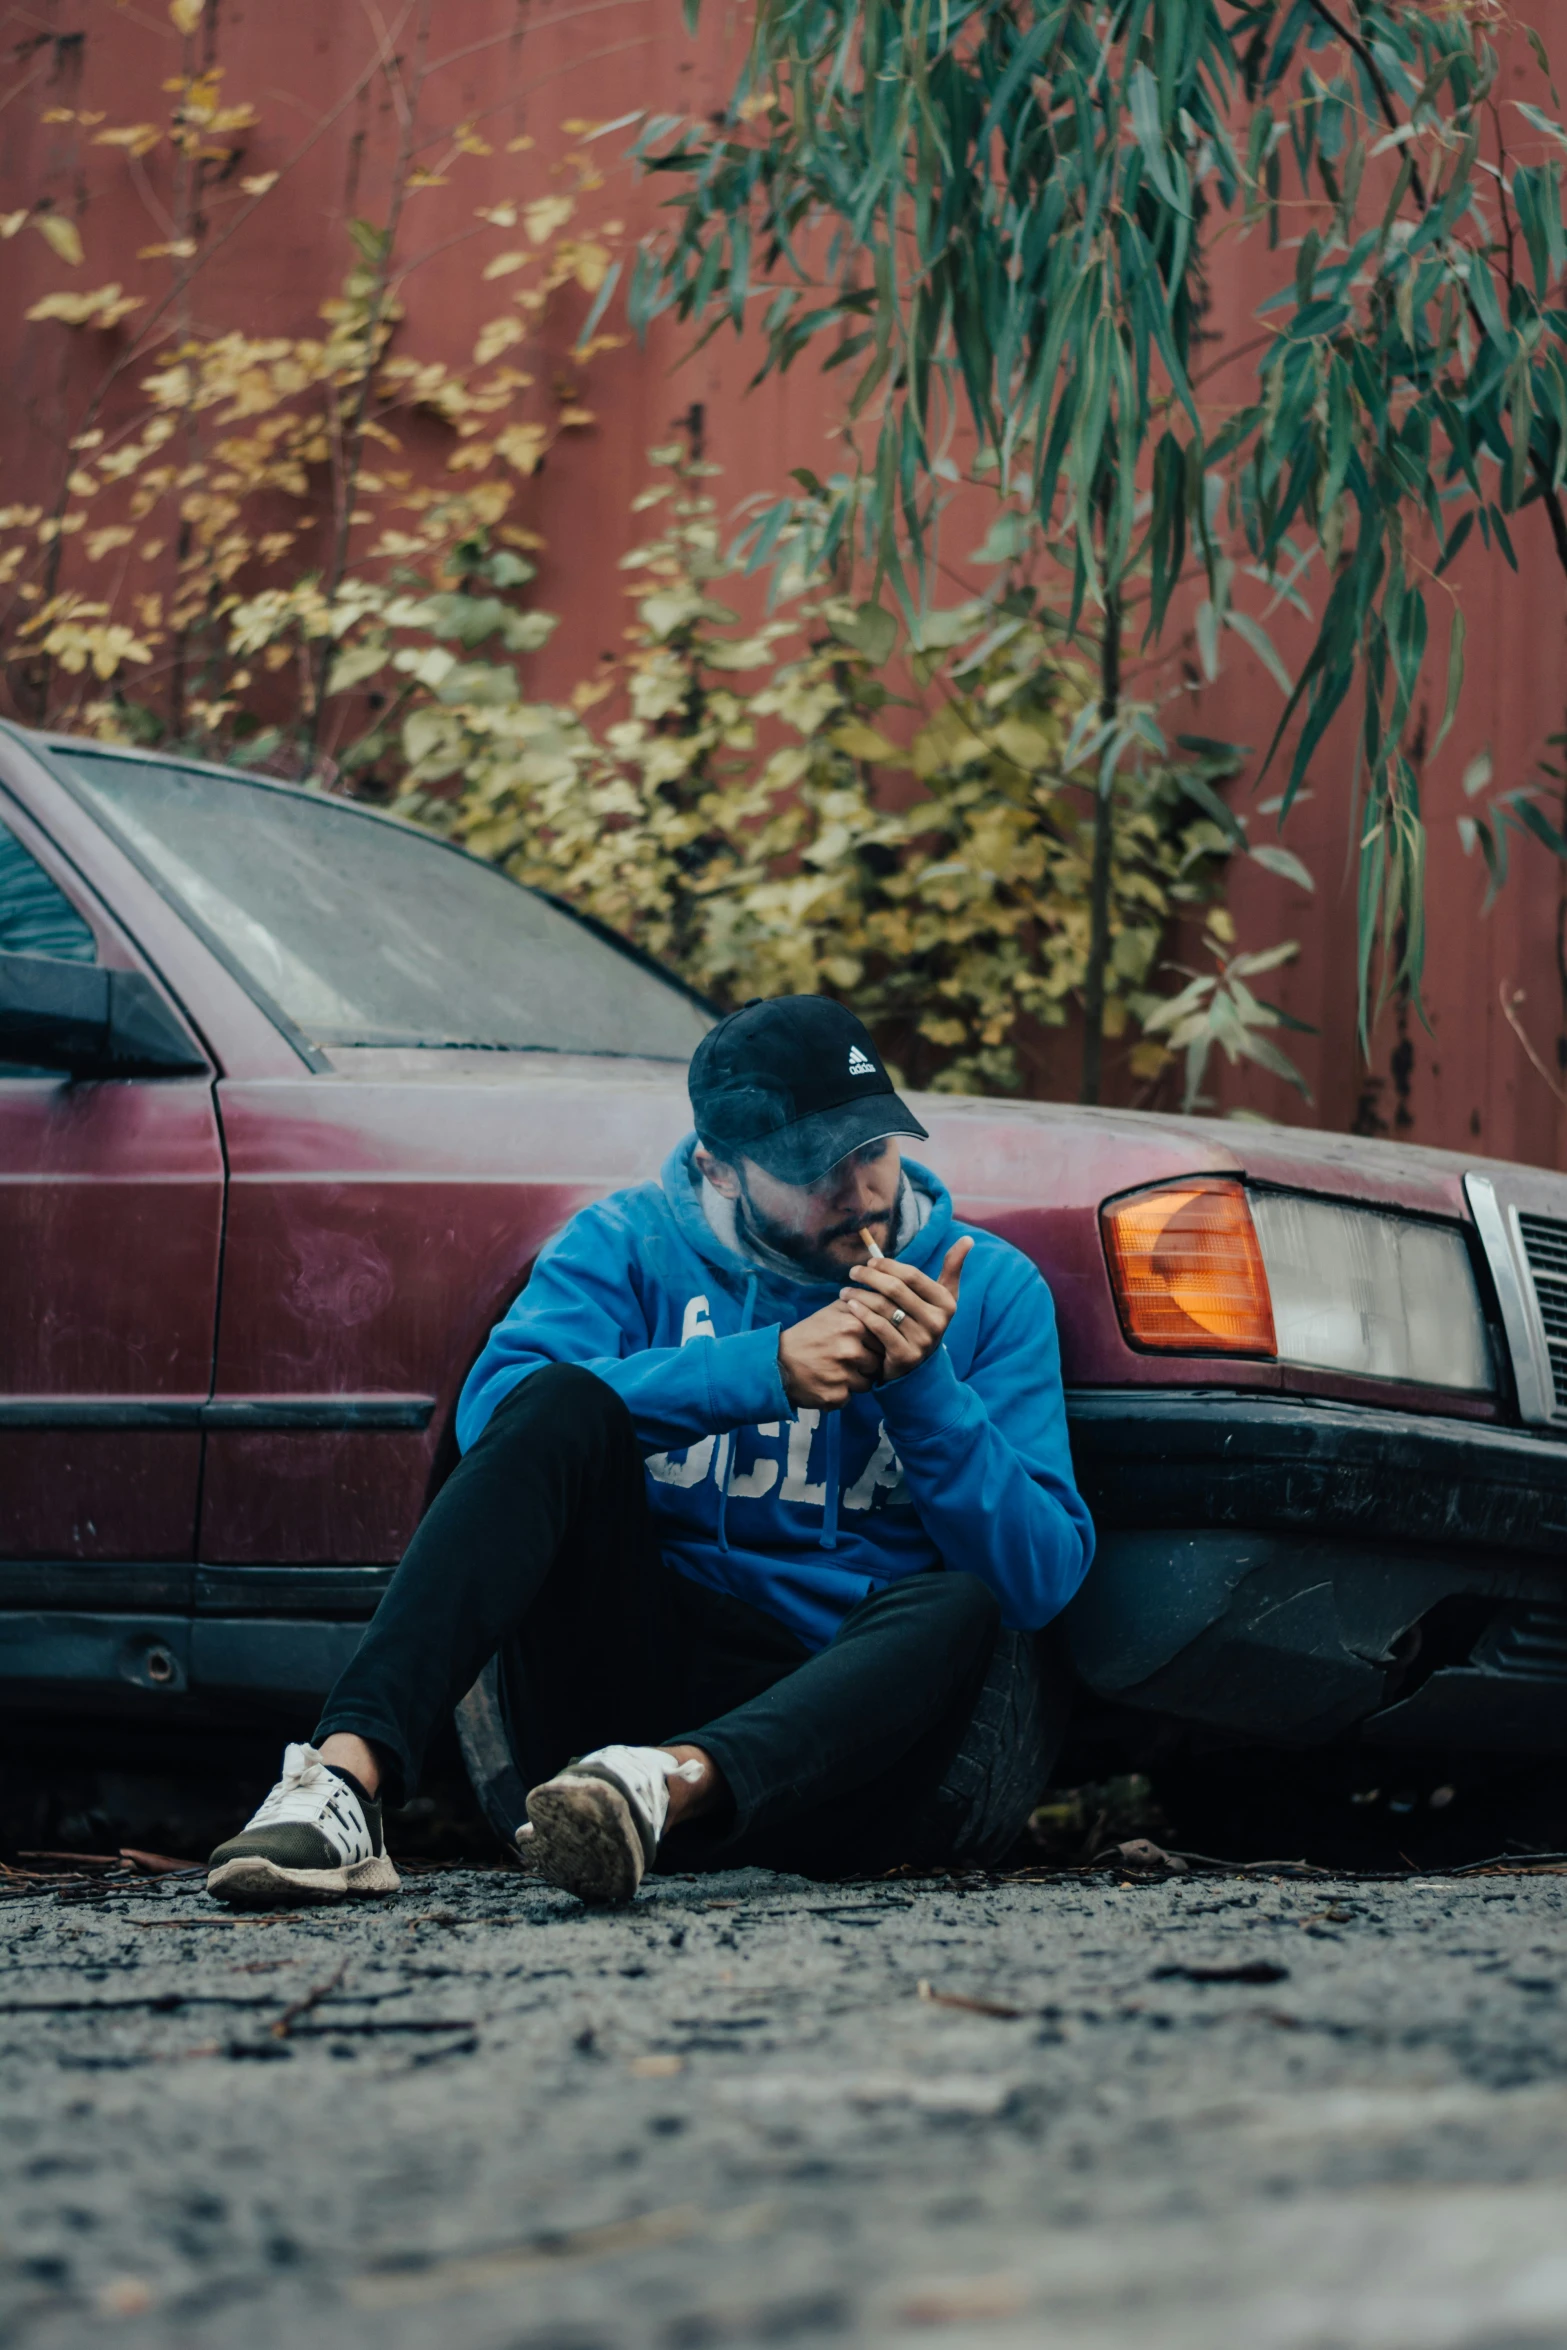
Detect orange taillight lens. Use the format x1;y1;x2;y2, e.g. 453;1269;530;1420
1101;1179;1277;1355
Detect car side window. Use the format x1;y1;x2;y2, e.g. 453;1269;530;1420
0;813;97;1077
0;814;97;964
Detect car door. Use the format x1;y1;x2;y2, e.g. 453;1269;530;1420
0;787;224;1582
23;745;710;1606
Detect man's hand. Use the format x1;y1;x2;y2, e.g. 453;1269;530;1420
779;1302;885;1411
836;1238;974;1382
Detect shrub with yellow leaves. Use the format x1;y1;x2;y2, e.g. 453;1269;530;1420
1;16;622;775
433;443;1305;1103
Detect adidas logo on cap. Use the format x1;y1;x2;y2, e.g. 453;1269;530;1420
848;1046;876;1075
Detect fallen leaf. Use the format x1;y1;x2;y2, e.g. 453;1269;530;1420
917;1979;1024;2020
96;2278;154;2318
1093;1838;1190;1876
899;2276;1026;2324
120;1848;201;1875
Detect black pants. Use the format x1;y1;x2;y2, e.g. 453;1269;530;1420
316;1365;1069;1877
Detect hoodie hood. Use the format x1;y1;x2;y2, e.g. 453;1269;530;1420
659;1134;953;1305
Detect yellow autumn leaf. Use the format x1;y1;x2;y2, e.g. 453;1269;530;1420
26;283;141;328
524;196;574;244
240;172;278;197
494;422;549;475
39;619;153;678
482;251;527;280
35;214;84;266
829;720;903;764
94;124;161;157
0;211;27;238
566;240;611;292
991;715;1061;771
474;315;526;365
169;0;203;31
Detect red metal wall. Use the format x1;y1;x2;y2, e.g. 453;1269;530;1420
1192;20;1567;1173
4;0;1566;1169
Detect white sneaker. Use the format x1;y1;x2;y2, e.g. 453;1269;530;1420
207;1742;400;1907
522;1745;702;1906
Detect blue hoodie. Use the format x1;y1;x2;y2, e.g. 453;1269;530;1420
457;1139;1095;1652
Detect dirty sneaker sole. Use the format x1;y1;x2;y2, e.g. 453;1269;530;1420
525;1778;644;1905
206;1854;400;1908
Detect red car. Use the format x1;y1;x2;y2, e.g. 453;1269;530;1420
5;726;1567;1830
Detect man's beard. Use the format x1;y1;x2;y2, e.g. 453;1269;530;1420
736;1175;894;1285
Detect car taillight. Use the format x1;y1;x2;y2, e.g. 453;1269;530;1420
1101;1178;1277;1355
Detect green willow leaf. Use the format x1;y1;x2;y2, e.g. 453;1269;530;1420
1175;768;1248;846
1129;61;1187;214
1224;609;1294;697
1431;604;1465;758
1505;792;1567;861
633;0;1567;1058
1249;841;1315;891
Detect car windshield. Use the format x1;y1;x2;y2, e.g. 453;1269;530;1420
50;749;711;1060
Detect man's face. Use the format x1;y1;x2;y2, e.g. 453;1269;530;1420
697;1138;903;1283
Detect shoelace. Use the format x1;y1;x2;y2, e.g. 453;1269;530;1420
250;1743;350;1826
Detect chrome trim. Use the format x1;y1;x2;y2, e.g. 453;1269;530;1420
0;1395;435;1431
1464;1174;1559;1424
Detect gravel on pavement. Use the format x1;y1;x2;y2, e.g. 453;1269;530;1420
3;1861;1566;2350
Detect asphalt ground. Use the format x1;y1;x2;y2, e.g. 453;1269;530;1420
3;1857;1566;2350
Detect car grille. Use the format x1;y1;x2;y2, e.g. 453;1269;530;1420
1483;1602;1567;1683
1517;1213;1567;1410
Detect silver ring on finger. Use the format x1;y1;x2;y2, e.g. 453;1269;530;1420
890;1307;907;1328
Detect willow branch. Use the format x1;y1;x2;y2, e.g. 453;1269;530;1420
1302;0;1428;210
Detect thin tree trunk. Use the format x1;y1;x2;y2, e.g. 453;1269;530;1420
1079;585;1121;1105
303;2;432;771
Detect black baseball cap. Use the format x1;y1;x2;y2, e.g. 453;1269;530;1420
689;996;928;1187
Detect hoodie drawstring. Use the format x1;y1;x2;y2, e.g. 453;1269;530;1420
819;1412;840;1551
714;1273;758;1555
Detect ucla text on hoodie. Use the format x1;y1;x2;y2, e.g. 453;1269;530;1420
458;1141;1095;1652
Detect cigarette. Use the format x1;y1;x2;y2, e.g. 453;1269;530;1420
859;1227;884;1259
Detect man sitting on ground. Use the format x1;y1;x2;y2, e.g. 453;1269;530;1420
207;996;1096;1908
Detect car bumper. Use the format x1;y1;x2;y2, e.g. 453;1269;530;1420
1065;1390;1567;1751
7;1392;1567;1754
